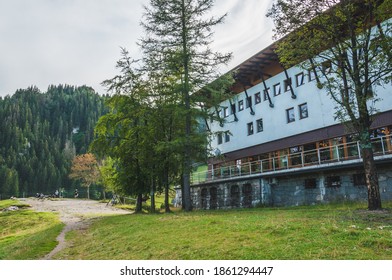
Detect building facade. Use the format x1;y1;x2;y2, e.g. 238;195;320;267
180;17;392;210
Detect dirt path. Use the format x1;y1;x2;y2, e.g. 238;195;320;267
22;198;131;260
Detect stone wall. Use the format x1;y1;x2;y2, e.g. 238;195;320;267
187;164;392;209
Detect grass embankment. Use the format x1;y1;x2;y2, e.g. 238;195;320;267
55;202;392;260
0;199;63;260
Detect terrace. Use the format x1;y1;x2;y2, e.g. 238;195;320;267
191;134;392;185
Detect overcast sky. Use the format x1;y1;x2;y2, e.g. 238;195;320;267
0;0;274;97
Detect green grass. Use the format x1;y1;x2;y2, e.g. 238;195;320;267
0;199;30;210
0;200;64;260
54;202;392;260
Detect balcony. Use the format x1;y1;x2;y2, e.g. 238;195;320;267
191;134;392;185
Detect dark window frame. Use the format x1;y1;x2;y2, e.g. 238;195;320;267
263;88;270;101
299;103;308;119
246;96;252;108
296;72;305;87
247;122;254;136
286;107;295;123
217;133;223;145
284;78;292;92
238;100;244;111
224;131;230;143
255;92;261;104
326;176;341;188
273;83;281;96
256;118;263;133
305;178;317;189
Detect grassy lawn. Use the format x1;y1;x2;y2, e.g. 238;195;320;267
54;202;392;260
0;200;64;260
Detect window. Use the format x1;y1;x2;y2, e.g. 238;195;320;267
255;92;261;104
296;72;305;87
286;107;295;123
299;103;308;119
273;83;281;96
230;103;236;115
238;100;244;111
353;173;366;186
263;88;270;101
308;68;316;81
247;122;254;135
217;133;222;145
322;60;332;74
326;176;341;188
305;178;317;189
246;96;252;108
284;78;292;92
223;107;229;118
256;118;263;133
224;131;230;143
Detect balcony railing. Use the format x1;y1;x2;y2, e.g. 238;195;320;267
191;134;392;185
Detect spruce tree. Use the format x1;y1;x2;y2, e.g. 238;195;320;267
140;0;232;211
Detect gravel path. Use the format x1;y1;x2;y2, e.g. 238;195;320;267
22;198;131;260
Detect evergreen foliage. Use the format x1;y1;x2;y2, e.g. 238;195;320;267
0;85;107;199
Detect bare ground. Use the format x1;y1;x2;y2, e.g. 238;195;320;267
22;198;131;260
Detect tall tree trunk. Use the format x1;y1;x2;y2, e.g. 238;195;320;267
164;169;171;213
181;0;192;211
362;146;382;210
87;185;90;200
135;193;143;213
150;178;155;213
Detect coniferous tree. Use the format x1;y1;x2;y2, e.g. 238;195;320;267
140;0;232;211
0;85;107;198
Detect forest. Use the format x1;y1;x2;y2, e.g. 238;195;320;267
0;85;107;199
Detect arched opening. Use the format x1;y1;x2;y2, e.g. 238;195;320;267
243;183;252;208
201;188;208;209
230;185;240;207
210;187;218;209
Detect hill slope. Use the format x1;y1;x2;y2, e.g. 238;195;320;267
0;85;107;198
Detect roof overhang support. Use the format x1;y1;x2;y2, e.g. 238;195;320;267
259;71;274;108
308;58;322;86
242;85;255;115
282;65;297;99
228;99;238;122
204;117;210;132
214;106;224;127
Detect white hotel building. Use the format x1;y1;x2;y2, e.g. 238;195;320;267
184;19;392;209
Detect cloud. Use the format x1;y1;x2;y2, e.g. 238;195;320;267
0;0;274;97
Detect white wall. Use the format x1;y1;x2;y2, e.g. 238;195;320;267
209;64;392;155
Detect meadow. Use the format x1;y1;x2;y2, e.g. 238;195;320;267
0;199;63;259
1;199;391;260
54;202;392;260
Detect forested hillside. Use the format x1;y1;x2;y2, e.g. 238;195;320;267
0;85;107;199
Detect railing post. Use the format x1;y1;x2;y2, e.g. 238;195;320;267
317;148;321;164
260;160;263;173
229;166;232;178
301;151;305;167
336;145;340;161
272;157;276;171
357;141;361;158
381;136;386;155
249;162;252;175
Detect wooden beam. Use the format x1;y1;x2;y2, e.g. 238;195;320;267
259;71;274;108
229;99;238;122
242;85;255;116
282;65;297;99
